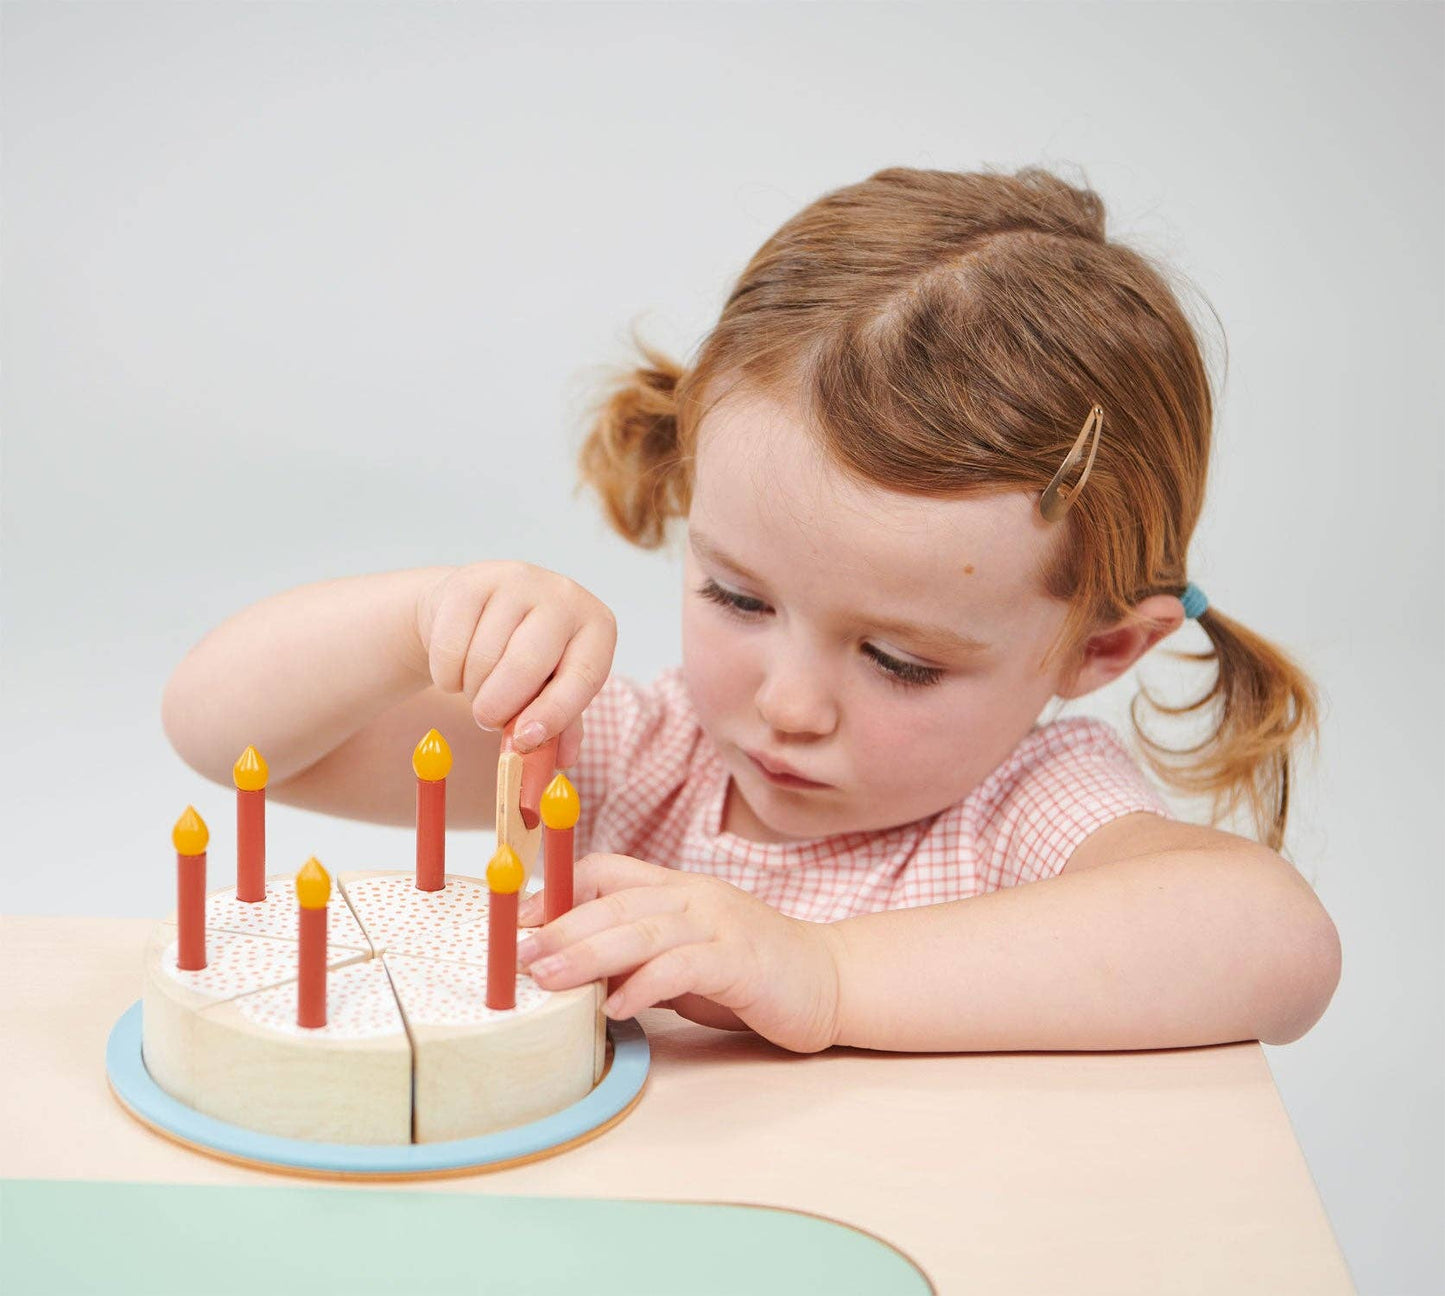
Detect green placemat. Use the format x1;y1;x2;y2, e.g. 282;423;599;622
0;1179;933;1295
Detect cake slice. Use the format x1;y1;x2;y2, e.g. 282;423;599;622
186;960;412;1144
141;926;366;1107
383;953;605;1143
337;871;494;964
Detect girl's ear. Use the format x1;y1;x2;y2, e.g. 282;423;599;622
1055;594;1186;700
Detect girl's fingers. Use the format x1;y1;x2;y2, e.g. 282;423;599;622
508;617;615;754
568;854;680;909
556;715;585;771
526;910;698;998
458;593;532;708
469;608;572;732
518;854;666;923
427;585;510;695
601;946;722;1019
520;878;687;964
660;994;749;1031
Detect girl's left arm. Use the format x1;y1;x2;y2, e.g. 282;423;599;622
827;813;1342;1052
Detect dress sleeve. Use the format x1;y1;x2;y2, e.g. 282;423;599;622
975;718;1171;890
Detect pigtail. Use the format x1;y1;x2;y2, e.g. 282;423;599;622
576;322;691;549
1131;605;1321;854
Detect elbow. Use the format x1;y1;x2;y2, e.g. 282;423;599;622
1257;887;1342;1046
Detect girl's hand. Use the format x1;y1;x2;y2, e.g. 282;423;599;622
415;561;617;763
515;854;842;1054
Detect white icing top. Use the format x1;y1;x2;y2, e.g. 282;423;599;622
160;930;304;1000
158;871;572;1038
339;874;494;963
203;875;371;950
384;953;550;1027
231;959;406;1040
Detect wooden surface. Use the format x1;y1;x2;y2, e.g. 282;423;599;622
2;914;1353;1294
494;750;542;882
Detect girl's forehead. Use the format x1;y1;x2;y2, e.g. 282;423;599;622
692;393;1058;600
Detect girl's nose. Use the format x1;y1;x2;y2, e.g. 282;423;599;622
755;653;837;738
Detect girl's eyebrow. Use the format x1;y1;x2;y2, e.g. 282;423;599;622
689;530;993;658
690;530;767;583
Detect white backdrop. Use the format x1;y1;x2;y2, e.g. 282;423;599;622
3;3;1440;1291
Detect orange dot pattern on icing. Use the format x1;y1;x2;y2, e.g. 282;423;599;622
383;953;550;1026
162;930;302;1000
232;960;406;1040
341;875;500;964
205;878;370;950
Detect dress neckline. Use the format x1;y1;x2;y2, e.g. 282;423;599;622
696;744;927;859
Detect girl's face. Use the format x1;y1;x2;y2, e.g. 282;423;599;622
681;386;1078;843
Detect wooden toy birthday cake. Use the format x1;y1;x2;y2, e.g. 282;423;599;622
141;729;605;1146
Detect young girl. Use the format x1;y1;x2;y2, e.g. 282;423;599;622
162;165;1340;1057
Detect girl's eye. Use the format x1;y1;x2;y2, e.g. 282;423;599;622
694;579;946;690
860;644;946;688
696;577;768;618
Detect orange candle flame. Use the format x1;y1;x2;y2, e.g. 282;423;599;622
539;773;580;831
487;844;524;895
172;806;209;855
296;857;331;908
412;728;453;782
233;746;269;791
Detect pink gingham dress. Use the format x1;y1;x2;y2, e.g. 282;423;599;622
570;667;1170;924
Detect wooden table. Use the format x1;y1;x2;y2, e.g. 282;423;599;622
1;915;1351;1293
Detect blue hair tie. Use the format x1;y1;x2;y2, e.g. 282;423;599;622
1180;582;1209;620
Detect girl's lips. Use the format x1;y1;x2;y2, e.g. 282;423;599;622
745;750;829;789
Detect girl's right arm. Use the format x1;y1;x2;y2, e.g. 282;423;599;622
160;563;617;829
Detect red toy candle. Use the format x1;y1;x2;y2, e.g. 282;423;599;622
172;806;209;972
486;844;524;1010
412;728;452;892
539;772;580;924
233;745;268;903
296;857;330;1029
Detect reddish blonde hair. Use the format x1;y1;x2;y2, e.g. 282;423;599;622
576;165;1319;854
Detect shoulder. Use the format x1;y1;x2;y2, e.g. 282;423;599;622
972;714;1162;815
571;665;707;837
964;715;1172;888
577;665;697;763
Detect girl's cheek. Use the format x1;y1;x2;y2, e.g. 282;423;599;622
859;712;932;774
871;690;979;770
681;614;749;716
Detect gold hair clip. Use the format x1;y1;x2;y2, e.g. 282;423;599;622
1039;404;1104;522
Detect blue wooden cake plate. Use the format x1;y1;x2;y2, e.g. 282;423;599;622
106;1001;650;1180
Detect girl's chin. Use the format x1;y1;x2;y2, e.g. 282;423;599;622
721;775;798;841
725;771;851;844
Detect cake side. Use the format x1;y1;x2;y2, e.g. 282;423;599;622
189;960;411;1144
384;954;604;1144
141;922;367;1107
